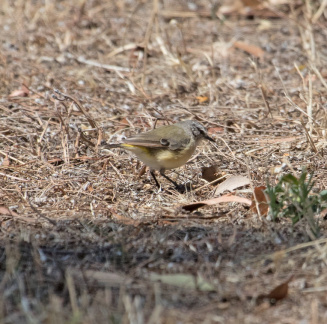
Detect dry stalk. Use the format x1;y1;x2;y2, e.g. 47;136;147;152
251;59;273;118
66;270;80;317
141;0;159;87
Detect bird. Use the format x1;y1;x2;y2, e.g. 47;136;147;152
103;120;214;190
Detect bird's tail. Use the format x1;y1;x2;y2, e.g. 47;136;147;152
101;143;122;149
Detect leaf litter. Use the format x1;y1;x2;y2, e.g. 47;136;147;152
0;0;327;323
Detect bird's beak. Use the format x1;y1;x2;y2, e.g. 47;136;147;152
205;134;215;142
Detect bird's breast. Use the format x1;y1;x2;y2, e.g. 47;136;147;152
154;145;196;170
121;142;197;170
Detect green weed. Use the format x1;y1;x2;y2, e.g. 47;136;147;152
265;169;327;238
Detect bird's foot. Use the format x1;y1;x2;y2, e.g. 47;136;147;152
174;182;192;194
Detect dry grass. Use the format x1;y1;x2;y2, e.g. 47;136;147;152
1;0;327;323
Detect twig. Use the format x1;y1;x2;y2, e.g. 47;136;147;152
74;55;130;73
251;59;273;118
141;0;158;87
107;43;138;58
193;174;228;193
300;118;319;155
310;64;327;90
0;172;28;182
312;0;327;23
53;89;104;152
53;89;97;129
275;65;316;122
19;190;57;226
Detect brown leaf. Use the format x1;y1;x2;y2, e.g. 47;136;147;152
218;0;279;18
319;208;327;219
182;194;252;212
208;127;224;135
214;175;251;196
250;186;269;216
2;154;10;167
137;165;147;177
241;0;261;8
111;211;143;226
201;165;223;184
0;205;19;217
233;41;265;59
219;0;244;15
267;275;294;300
0;206;34;223
258;275;294;304
8;85;29;97
268;0;290;4
196;96;209;103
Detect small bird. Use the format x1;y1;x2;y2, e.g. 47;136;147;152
104;120;214;190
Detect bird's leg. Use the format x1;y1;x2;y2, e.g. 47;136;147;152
150;171;161;188
152;170;187;193
159;170;183;191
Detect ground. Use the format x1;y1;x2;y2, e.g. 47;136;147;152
1;0;327;323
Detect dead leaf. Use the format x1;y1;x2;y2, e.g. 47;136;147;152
0;205;19;217
218;0;279;18
196;96;209;103
250;186;269;216
258;275;294;304
241;0;261;8
292;64;306;72
83;270;132;286
182;194;252;212
233;41;265;59
214;175;251;196
116;117;131;130
137;165;147;178
8;85;29;97
268;0;290;4
201;165;223;184
266;282;288;301
150;273;216;291
258;20;272;31
219;0;244;15
0;206;36;224
320;208;327;219
2;154;10;167
208;127;224;135
111;211;142;226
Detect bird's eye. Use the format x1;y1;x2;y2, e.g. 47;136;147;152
160;138;169;146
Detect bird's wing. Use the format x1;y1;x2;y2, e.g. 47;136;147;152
122;138;168;148
123;125;190;150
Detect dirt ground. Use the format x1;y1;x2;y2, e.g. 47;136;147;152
1;0;327;323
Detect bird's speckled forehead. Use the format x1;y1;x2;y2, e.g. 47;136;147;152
192;120;207;131
177;120;208;139
192;121;206;132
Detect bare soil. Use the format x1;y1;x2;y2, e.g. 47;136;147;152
1;1;327;323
